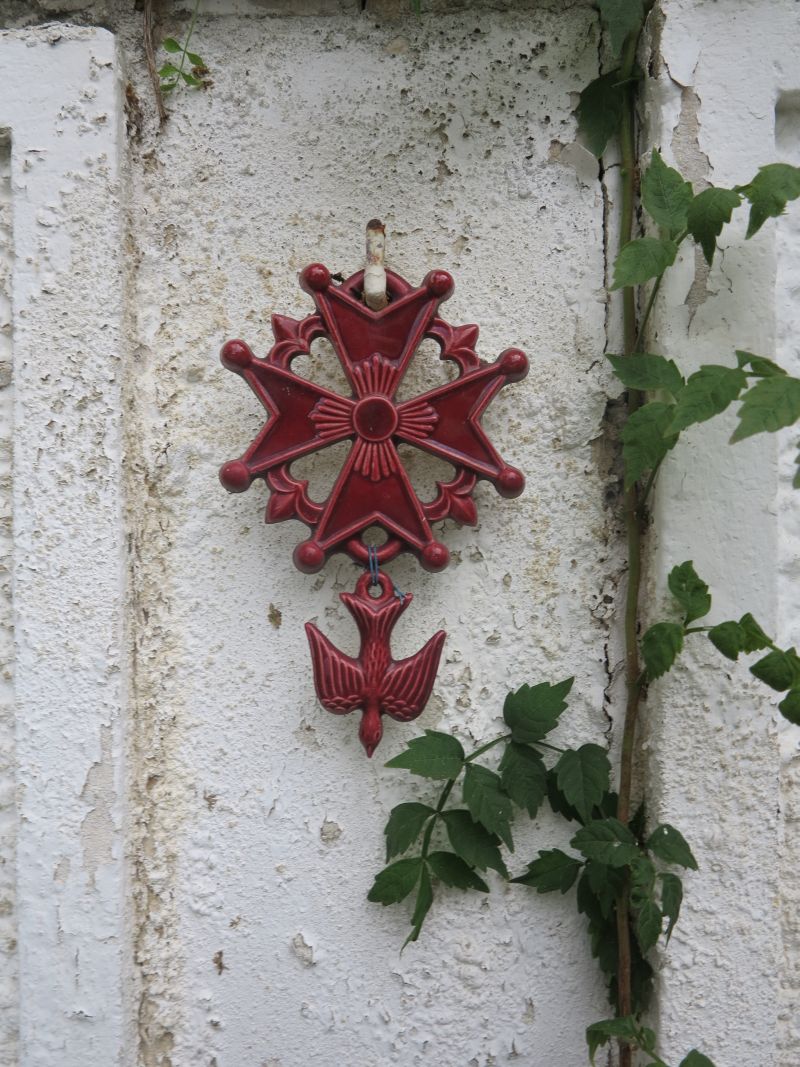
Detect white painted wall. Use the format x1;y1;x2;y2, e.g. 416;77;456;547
125;6;613;1065
645;3;800;1065
0;2;797;1066
0;23;130;1067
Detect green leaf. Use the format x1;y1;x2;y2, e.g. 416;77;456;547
642;621;684;680
679;1053;717;1067
502;677;573;743
583;860;621;918
571;818;640;868
577;70;626;158
186;51;205;66
586;1017;641;1064
499;742;547;817
660;871;683;943
547;769;584;824
462;764;514;850
367;857;423;905
708;620;746;660
607;353;684;397
158;62;180;78
181;71;202;87
612;236;678;289
779;689;800;725
666;364;748;434
642;149;693;234
442;810;508;876
730;375;800;443
739;162;800;239
597;0;646;57
554;744;611;822
404;863;433;946
427;851;489;892
668;560;711;623
739;612;772;652
384;803;435;861
620;401;680;488
708;613;770;661
636;899;662;954
385;731;465;780
629;855;656;907
736;350;787;377
687;186;741;264
162;37;182;53
160;82;177;93
750;647;800;692
511;848;583;893
629;801;646;842
710;614;772;662
647;823;698;870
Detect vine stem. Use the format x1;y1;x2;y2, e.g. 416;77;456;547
614;16;650;1065
143;0;167;126
631;230;687;355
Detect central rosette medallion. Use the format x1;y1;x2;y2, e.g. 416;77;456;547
219;262;527;575
353;395;398;442
309;352;439;483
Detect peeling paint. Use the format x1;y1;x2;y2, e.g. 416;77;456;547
290;933;315;968
1;4;793;1066
79;724;116;887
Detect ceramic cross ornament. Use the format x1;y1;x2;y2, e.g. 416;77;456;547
220;243;528;755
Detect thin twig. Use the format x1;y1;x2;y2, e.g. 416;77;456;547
144;0;167;127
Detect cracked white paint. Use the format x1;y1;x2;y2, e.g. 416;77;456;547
775;90;800;1067
0;131;16;1067
0;24;129;1067
645;3;800;1065
0;2;797;1066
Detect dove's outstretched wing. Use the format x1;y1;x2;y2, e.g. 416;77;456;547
305;622;364;714
382;630;446;722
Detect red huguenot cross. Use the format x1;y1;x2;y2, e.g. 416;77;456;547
220;262;528;754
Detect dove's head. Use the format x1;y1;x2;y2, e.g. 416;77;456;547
359;705;383;758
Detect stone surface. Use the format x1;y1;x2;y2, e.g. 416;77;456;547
123;6;611;1065
0;2;797;1066
644;3;800;1065
0;23;129;1067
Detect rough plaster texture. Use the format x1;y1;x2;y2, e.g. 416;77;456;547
775;93;800;1067
0;1;798;1066
0;134;16;1067
0;24;130;1066
120;5;616;1066
643;3;800;1065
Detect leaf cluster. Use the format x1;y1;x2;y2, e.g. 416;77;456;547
369;680;576;945
610;345;800;491
517;815;695;1014
640;561;800;725
587;1015;715;1067
160;35;209;94
576;2;649;157
601;152;800;491
369;677;697;1016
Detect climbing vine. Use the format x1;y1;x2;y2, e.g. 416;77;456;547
369;3;800;1065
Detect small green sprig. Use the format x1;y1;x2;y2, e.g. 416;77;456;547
159;0;209;97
